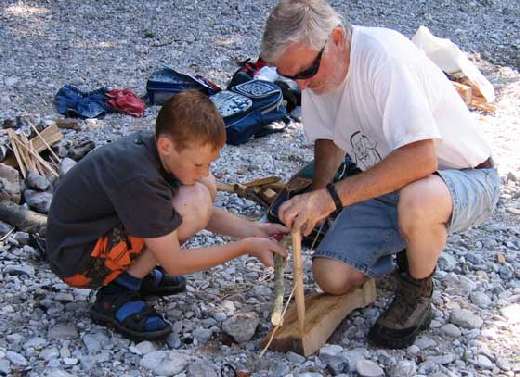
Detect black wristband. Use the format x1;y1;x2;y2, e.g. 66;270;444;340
326;183;343;211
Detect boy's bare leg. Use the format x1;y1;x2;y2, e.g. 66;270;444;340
127;180;214;278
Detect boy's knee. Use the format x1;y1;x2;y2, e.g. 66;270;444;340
185;183;212;215
198;174;217;201
172;183;213;239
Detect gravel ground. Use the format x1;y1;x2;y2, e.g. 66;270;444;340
0;1;519;376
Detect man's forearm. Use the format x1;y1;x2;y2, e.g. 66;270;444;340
312;139;345;189
336;139;437;207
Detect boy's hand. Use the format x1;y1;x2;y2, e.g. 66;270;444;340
253;222;289;238
246;237;288;267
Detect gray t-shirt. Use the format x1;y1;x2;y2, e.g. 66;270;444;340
47;131;182;277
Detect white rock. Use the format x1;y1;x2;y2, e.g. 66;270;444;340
415;336;437;350
40;347;60;361
319;344;344;363
48;323;79;339
130;340;157;355
356;359;384;377
426;353;456;365
222;312;259;343
286;351;306;364
6;351;27;366
23;337;48;351
82;334;102;354
469;291;492;308
187;360;219;377
140;350;191;376
476;354;494;370
500;303;520;323
0;359;10;375
388;360;417;377
63;357;78;365
440;324;462;337
449;309;483;329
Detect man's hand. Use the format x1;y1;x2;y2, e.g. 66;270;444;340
279;188;336;236
245;237;288;267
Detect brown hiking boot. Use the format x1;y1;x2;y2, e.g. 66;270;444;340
368;268;434;349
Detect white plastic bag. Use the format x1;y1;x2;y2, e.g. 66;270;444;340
412;26;494;102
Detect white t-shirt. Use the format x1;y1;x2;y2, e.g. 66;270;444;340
302;26;491;171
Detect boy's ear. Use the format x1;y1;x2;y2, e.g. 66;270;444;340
156;135;174;156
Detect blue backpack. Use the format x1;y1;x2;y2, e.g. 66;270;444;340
210;79;288;145
145;67;220;105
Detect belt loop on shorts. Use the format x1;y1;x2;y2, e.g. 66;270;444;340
475;157;494;169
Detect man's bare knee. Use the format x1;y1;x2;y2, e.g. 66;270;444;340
398;175;452;237
312;257;366;295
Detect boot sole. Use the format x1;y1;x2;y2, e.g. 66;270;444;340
90;309;172;342
367;311;432;349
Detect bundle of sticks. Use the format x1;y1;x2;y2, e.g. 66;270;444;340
216;176;285;207
451;77;496;113
6;123;62;178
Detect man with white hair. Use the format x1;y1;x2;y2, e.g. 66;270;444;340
261;0;499;348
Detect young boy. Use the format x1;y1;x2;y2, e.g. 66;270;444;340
47;90;288;341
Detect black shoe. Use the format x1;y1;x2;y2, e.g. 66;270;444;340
139;266;187;298
368;271;433;349
90;284;171;341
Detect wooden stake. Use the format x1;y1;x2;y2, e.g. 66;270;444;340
292;230;305;337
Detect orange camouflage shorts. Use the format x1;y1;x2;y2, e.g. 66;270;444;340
63;226;145;289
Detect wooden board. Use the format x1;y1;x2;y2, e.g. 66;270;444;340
30;124;63;153
262;279;377;356
452;81;472;105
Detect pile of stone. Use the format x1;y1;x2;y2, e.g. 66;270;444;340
0;116;95;237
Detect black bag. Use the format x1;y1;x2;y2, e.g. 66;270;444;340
210;79;288;145
145;67;220;105
267;154;362;248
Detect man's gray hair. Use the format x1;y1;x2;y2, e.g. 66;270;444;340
261;0;349;63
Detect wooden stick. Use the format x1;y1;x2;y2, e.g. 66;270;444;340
271;253;287;327
292;230;305;337
7;130;27;178
19;134;37;173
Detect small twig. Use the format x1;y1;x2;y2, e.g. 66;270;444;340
260;285;296;358
310;220;326;250
0;225;15;242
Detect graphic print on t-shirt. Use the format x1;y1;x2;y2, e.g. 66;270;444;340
350;131;382;170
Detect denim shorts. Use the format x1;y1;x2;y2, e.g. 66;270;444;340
313;168;500;278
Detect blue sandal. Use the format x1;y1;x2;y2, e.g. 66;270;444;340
139;266;186;298
90;289;171;341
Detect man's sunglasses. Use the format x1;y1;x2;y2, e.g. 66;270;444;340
279;45;325;81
